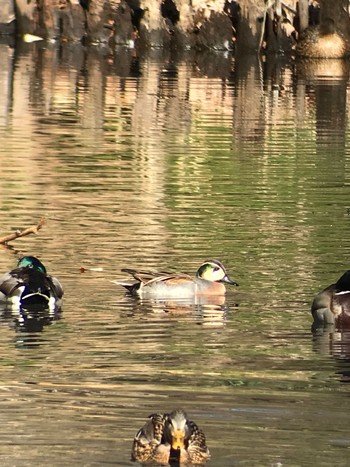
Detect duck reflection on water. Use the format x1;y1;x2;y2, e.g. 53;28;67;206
312;326;350;384
120;292;240;328
0;303;62;348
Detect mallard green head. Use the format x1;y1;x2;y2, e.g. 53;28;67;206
196;260;239;286
17;256;47;274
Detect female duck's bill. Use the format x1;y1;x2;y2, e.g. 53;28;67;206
131;409;210;465
115;259;239;298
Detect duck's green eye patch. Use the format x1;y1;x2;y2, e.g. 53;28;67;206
197;264;209;275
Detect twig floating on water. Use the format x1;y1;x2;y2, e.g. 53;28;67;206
0;218;46;244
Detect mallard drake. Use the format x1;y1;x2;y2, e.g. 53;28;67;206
296;18;349;58
311;270;350;326
115;260;238;298
0;256;64;310
131;410;210;465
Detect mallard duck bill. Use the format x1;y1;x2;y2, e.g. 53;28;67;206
172;432;185;450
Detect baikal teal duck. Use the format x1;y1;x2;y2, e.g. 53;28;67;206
131;410;210;465
296;18;349;58
115;260;239;299
0;256;64;311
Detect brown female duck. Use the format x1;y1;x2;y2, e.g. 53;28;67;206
131;409;210;465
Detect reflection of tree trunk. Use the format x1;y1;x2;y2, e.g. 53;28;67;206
312;76;347;190
231;54;265;144
0;44;14;123
315;82;347;151
296;58;348;157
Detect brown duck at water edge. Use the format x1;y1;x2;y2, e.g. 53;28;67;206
131;410;210;465
311;270;350;327
296;18;349;58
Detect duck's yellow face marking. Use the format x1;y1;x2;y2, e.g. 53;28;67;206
196;260;239;286
197;261;226;282
171;429;186;450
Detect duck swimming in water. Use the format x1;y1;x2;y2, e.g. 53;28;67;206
115;260;238;298
312;269;350;327
131;409;210;465
0;256;64;310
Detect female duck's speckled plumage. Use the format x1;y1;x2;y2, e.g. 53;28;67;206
0;256;64;310
296;18;349;58
312;270;350;326
115;260;238;298
131;409;210;465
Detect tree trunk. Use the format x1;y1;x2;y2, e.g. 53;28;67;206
297;0;309;33
319;0;350;41
14;0;42;36
235;0;266;52
139;0;170;48
3;0;306;53
0;0;16;34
